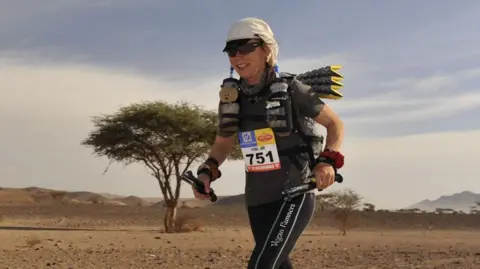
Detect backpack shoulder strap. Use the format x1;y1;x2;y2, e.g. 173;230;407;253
279;72;318;170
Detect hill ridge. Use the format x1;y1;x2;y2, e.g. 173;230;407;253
406;190;480;212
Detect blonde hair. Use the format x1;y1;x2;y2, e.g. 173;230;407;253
253;20;278;67
264;43;278;67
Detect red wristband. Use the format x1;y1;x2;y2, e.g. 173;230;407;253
319;149;344;169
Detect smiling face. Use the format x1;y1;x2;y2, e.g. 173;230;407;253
225;39;270;84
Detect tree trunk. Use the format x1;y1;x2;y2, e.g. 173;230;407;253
164;199;178;233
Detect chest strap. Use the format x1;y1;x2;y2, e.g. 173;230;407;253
219;113;289;129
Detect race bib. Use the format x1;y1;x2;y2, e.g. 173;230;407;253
238;128;281;172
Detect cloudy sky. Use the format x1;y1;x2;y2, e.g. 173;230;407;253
1;0;479;209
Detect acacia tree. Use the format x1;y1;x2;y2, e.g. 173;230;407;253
470;202;480;214
329;188;362;236
362;203;375;212
315;193;335;211
81;101;241;232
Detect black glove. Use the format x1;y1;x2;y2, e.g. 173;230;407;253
197;157;222;182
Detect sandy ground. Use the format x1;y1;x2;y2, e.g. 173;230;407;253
1;204;480;268
1;225;479;268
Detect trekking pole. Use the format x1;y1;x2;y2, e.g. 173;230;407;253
181;170;218;202
282;173;343;201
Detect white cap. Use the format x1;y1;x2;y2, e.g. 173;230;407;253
224;17;278;66
225;17;274;42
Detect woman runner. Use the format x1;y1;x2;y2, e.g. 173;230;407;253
193;17;345;269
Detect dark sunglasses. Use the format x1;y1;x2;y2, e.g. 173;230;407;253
225;42;262;57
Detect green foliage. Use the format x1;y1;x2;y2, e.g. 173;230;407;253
81;100;241;232
81;100;242;203
83;101;216;165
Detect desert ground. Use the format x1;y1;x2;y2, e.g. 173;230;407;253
1;187;479;269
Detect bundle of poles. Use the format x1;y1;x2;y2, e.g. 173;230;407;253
293;65;344;100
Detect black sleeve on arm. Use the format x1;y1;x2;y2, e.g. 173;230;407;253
290;79;325;119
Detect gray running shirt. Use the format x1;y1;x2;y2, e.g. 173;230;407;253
217;78;325;207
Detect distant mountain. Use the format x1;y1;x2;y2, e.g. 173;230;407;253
0;185;242;208
406;191;480;212
0;187;158;207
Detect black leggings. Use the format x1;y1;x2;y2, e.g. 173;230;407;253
247;193;315;269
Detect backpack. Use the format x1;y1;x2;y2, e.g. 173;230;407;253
218;65;344;172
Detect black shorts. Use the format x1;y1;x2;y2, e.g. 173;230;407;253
246;192;315;269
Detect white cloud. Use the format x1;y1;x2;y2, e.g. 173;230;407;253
339;92;480;123
0;56;479;210
379;74;459;94
340;130;480;209
0;60;221;118
380;67;480;93
276;54;480;125
0;57;225;201
332;67;480;123
281;52;375;81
